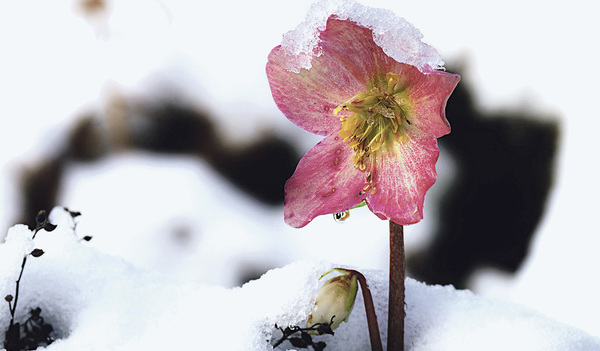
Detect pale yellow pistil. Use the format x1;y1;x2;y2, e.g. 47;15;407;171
334;72;411;191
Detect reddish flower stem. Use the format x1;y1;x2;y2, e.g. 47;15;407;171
352;270;383;351
387;221;405;351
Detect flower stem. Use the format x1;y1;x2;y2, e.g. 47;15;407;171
353;270;383;351
387;221;405;351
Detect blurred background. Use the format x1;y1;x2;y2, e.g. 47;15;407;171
0;0;598;339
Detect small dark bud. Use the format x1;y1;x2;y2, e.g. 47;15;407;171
30;249;45;257
5;294;13;302
289;337;308;348
82;235;93;242
43;222;58;232
35;210;47;225
301;331;312;344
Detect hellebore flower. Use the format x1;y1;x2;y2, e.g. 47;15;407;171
267;17;460;228
307;269;358;332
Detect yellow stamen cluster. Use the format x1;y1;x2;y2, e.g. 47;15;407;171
335;72;411;185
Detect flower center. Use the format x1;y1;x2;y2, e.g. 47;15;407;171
334;72;411;191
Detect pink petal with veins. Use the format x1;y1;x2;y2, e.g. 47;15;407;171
284;133;367;228
366;131;440;225
392;63;460;138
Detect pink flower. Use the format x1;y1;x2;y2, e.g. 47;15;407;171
267;17;460;228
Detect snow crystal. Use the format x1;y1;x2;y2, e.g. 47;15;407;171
279;0;444;72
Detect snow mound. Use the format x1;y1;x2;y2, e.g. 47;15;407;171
1;207;599;350
280;0;444;72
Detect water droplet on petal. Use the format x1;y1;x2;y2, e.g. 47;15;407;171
333;210;350;223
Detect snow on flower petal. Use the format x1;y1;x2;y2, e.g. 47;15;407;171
268;10;459;228
267;44;356;136
278;0;445;73
267;18;378;136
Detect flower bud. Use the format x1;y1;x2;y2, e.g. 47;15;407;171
307;269;358;332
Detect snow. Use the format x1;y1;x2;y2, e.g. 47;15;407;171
279;0;444;72
1;209;599;350
404;280;600;351
0;226;34;297
0;208;323;350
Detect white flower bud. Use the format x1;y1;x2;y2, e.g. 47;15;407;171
307;269;358;332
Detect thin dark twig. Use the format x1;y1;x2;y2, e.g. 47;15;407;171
9;212;45;323
8;257;27;325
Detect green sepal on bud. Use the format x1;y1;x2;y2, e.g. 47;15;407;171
307;268;359;333
351;200;367;210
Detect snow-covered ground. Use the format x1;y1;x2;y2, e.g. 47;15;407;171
1;0;600;349
2;208;599;350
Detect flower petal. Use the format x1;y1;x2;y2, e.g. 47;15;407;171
266;18;396;135
267;45;345;136
391;63;460;138
366;131;440;225
284;133;367;228
318;18;398;91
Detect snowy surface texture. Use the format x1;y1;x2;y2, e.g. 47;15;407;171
279;0;444;72
1;208;599;350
